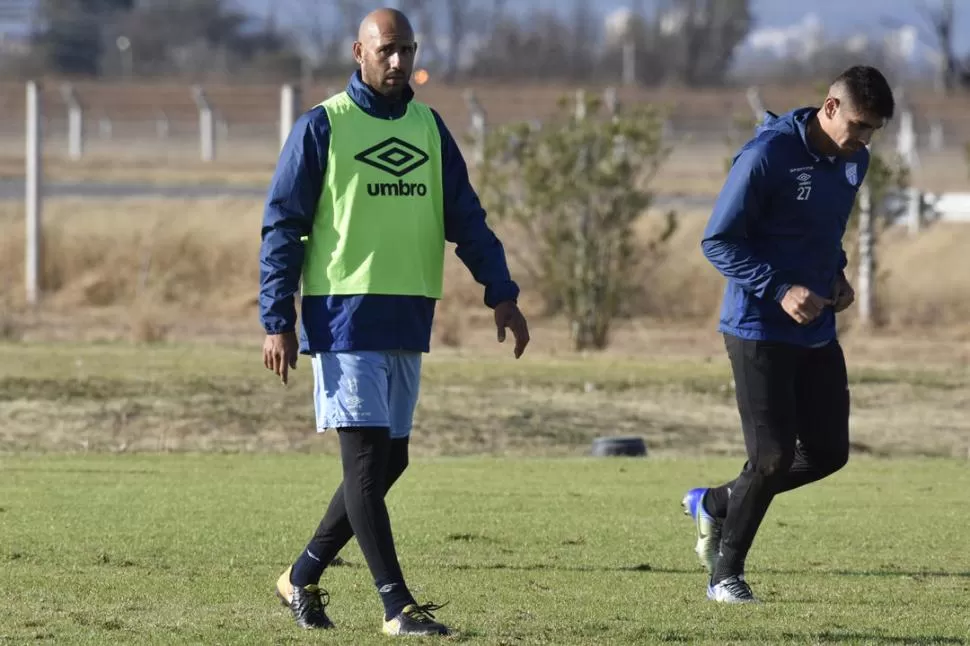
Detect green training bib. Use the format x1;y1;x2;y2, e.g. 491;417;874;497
301;91;445;299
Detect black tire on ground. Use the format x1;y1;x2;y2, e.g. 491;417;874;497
590;436;647;457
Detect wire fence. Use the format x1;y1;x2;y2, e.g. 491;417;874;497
2;79;969;164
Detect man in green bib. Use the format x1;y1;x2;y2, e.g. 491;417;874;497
259;7;530;638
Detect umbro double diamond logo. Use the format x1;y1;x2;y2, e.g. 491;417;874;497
355;137;430;197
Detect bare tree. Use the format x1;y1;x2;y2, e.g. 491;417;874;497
666;0;751;86
442;0;468;82
485;0;506;38
919;0;959;93
570;0;596;81
400;0;440;72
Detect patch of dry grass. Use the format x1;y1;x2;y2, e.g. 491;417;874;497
2;197;970;344
0;341;966;458
0;197;262;313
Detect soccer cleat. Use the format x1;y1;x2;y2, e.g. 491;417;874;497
707;574;760;604
382;602;451;636
275;566;335;629
682;487;723;574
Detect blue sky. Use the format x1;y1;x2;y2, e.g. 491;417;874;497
238;0;970;54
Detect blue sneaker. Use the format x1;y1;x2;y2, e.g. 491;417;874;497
682;487;722;574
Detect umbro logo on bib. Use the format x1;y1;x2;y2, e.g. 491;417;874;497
356;137;430;197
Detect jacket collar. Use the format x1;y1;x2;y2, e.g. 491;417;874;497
345;70;414;120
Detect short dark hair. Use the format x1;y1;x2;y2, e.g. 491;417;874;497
833;65;895;120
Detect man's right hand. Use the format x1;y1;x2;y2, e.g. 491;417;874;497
263;331;299;384
780;285;833;325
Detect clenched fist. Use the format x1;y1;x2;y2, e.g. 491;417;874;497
780;286;833;325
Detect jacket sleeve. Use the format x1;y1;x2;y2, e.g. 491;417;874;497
258;108;330;334
701;145;792;302
432;109;520;308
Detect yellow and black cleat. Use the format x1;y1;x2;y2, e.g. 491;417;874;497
275;566;335;630
383;602;451;636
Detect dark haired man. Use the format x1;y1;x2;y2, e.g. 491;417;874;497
684;65;895;603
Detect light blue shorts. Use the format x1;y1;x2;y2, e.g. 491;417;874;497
310;350;422;439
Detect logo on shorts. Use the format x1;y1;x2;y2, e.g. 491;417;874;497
343;377;363;412
355;137;429;197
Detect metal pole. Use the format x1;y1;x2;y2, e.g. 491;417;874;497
61;82;83;160
622;40;635;86
25;81;42;306
906;186;922;235
279;84;300;150
192;85;214;162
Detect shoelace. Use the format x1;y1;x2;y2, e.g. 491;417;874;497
297;585;331;613
405;601;449;624
719;576;754;600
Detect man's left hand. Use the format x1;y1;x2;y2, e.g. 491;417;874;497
833;274;855;313
494;301;530;359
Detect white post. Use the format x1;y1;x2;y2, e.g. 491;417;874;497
463;89;486;166
60;83;83;160
662;119;675;142
906;186;922;235
856;183;872;327
603;86;619;117
279;83;300;149
604;86;626;161
896;108;917;170
25;81;42;306
621;40;636;86
928;121;943;152
192;85;214;162
746;86;765;121
155;109;169;139
574;89;587;121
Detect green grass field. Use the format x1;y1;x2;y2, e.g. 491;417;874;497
1;340;968;644
1;454;968;645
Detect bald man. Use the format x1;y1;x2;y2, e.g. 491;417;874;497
683;66;895;603
259;8;529;635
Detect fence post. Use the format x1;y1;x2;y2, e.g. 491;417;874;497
155;109;169;139
574;89;587;121
464;89;486;166
896;106;917;170
856;182;873;327
745;86;765;121
60;82;83;160
280;83;300;149
25;80;42;306
621;40;635;86
191;85;215;162
603;86;619;119
906;186;922;235
572;88;594;348
928;121;943;152
604;86;626;161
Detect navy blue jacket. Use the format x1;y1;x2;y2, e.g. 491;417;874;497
702;107;868;346
258;72;519;353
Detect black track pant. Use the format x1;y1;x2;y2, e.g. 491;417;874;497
710;334;851;583
291;430;415;619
